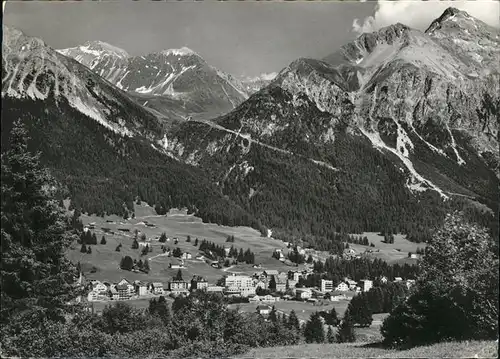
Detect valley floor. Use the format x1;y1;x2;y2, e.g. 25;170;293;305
234;340;498;359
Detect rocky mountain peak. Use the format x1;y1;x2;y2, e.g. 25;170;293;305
2;26;46;57
80;40;130;59
425;7;471;34
160;47;197;57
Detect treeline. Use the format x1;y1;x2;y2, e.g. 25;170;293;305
199;240;255;264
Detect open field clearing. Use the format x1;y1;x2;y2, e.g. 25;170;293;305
234;340;498;359
349;232;423;264
67;202;299;285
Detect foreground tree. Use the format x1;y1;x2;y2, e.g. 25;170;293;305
347;294;373;327
304;312;325;343
286;310;301;331
0;121;79;326
336;313;356;343
382;212;499;347
327;325;335;343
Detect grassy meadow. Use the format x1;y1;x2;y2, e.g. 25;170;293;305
66;202;299;285
348;232;423;264
234;340;498;359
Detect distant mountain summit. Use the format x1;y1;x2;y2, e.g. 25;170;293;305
241;72;278;93
58;43;249;120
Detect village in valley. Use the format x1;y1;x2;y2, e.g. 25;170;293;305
74;203;419;330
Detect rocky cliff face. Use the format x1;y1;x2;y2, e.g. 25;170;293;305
58;43;249;120
2;26;164;139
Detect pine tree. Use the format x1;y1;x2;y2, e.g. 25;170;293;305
194;238;199;246
115;244;121;252
80;243;87;253
174;269;183;281
149;296;171;325
120;256;134;271
132;239;139;249
143;260;150;273
336;313;356;343
186;235;191;242
326;307;339;326
100;235;106;245
269;306;278;322
159;232;167;243
237;248;244;262
269;276;277;291
1;121;79;325
348;294;373;327
304;312;325;343
91;232;98;245
173;247;182;258
327;325;335;343
87;246;92;254
287;310;300;331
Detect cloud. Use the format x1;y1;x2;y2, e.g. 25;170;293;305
352;0;500;35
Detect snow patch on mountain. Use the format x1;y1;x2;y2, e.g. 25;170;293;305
395;121;414;157
360;127;448;198
68;95;133;137
446;124;466;165
161;47;196;57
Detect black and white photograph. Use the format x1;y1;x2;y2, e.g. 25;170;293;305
1;0;499;357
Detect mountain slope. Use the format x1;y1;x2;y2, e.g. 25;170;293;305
58;42;248;120
1;26;264;232
162;8;499;243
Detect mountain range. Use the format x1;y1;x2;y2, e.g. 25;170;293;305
57;42;272;121
2;7;499;246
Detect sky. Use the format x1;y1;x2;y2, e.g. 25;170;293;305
4;1;499;77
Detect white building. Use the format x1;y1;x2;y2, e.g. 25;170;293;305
296;288;312;300
151;282;164;295
405;279;416;289
89;280;107;293
287;279;298;289
225;274;254;288
345;279;358;290
206;286;224;293
224;275;256;297
118;279;135;295
320;279;334;293
335;282;349;292
290;271;302;282
359;279;373;292
260;294;280;303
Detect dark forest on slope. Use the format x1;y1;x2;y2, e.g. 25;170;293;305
0;97;267;235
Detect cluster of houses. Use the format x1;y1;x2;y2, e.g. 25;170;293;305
86;268;416;303
87;279;167;301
